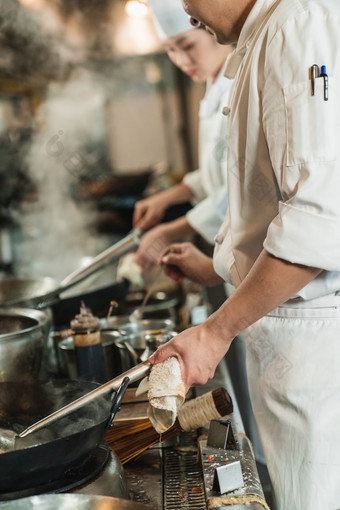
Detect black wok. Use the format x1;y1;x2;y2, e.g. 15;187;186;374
0;378;127;493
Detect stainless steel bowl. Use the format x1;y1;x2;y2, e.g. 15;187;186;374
0;307;51;381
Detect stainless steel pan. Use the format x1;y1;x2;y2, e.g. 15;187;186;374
0;228;140;309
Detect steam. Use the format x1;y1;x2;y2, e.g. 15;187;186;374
14;69;108;280
0;1;115;280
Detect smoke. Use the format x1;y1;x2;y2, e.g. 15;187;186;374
0;0;126;281
15;67;108;280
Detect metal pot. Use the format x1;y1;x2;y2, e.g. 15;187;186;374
0;307;51;381
101;329;177;374
102;317;175;332
57;331;122;380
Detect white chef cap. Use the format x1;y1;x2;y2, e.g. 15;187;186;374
147;0;192;39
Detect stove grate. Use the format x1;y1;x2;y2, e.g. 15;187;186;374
163;434;206;510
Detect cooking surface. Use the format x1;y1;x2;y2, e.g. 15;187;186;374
0;494;155;510
122;360;268;510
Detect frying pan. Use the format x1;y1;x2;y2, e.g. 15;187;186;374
0;377;128;493
0;228;141;312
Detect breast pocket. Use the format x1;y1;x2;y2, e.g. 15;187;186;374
283;77;336;166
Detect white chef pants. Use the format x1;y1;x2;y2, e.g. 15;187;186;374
245;298;340;510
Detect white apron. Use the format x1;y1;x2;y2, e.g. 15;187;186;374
246;296;340;510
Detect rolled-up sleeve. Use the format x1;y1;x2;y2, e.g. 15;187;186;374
262;10;340;272
264;199;340;271
183;169;208;203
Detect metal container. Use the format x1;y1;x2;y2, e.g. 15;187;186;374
103;318;175;333
58;327;176;380
0;307;51;381
102;329;177;371
57;331;122;380
102;290;180;328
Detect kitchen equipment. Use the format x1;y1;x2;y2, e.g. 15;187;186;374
0;228;141;310
0;494;156;509
51;279;130;327
102;316;175;331
106;289;181;325
129;265;164;322
101;329;177;372
71;303;106;383
105;387;233;464
0;377;129;493
18;361;151;439
0;307;51;381
57;331;122;380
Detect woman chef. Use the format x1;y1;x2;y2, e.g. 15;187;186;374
133;0;233;271
150;0;340;508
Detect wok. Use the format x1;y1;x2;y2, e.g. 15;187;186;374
0;378;128;493
0;228;140;314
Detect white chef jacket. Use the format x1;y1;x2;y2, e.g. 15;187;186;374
211;2;340;509
183;62;232;244
213;0;340;302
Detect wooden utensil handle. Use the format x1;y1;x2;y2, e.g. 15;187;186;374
177;387;233;432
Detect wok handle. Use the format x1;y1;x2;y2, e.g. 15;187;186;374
18;361;151;439
107;376;130;429
59;228;141;292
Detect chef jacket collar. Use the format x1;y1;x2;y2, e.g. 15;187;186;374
225;0;279;79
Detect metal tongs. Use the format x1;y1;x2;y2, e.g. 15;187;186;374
18;361;151;439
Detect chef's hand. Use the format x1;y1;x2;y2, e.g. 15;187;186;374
149;319;231;392
160;243;224;286
133;183;194;231
133;195;168;231
134;224;178;272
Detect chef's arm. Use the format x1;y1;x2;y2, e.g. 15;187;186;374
205;250;323;340
151;250;322;389
133;182;194;230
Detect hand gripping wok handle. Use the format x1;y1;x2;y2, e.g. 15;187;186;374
59;227;141;291
18;361;151;439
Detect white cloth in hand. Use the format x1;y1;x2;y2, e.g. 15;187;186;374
136;357;185;434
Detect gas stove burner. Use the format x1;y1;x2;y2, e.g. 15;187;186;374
0;443;110;502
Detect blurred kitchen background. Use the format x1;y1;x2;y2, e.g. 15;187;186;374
0;0;204;281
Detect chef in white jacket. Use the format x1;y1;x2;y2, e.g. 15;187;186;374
134;0;267;471
133;0;233;271
151;1;340;509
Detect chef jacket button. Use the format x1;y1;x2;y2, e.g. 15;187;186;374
214;234;224;245
222;106;231;116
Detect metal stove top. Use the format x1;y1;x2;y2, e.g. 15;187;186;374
0;443;128;503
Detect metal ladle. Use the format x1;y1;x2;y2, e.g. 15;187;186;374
129;265;164;323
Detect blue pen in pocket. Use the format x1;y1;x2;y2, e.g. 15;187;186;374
320;65;328;101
